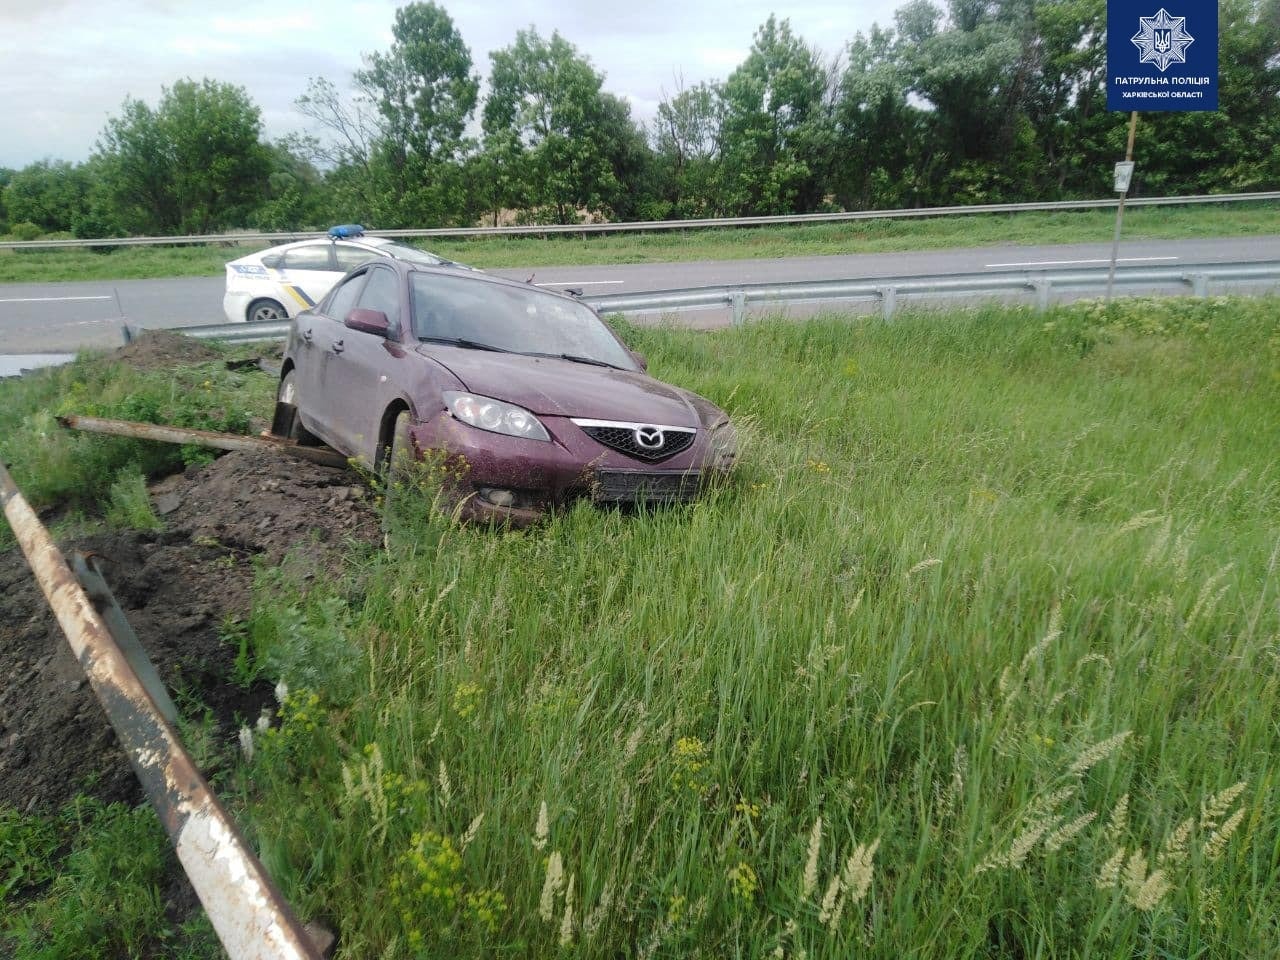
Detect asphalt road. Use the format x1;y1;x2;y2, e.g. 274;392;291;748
1;234;1276;353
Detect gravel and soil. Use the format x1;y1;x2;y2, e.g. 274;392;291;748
0;448;380;814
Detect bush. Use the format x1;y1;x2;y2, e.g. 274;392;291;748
8;222;42;242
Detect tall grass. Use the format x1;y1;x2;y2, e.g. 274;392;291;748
0;352;273;516
237;296;1280;958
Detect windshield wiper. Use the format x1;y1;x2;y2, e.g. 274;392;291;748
420;336;510;353
529;351;621;369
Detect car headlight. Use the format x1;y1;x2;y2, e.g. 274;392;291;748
709;422;737;466
444;391;550;441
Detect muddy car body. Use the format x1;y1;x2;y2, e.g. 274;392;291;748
275;260;736;523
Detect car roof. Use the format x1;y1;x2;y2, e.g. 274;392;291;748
400;261;589;305
229;234;400;265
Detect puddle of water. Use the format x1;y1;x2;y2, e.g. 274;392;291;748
0;353;76;378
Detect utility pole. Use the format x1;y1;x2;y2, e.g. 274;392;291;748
1105;111;1139;304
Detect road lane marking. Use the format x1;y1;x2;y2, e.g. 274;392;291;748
534;280;626;287
985;256;1178;268
0;295;114;303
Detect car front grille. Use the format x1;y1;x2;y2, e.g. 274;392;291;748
573;419;696;463
593;469;702;504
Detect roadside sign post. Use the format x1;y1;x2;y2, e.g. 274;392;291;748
1105;113;1140;304
1105;1;1219;304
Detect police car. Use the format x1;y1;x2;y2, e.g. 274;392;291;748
222;225;470;323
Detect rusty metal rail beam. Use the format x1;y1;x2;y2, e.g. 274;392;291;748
56;414;350;469
0;461;321;960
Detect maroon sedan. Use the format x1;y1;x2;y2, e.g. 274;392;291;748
273;259;736;523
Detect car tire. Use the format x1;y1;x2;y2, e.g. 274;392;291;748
380;410;413;537
247;298;288;323
274;370;321;446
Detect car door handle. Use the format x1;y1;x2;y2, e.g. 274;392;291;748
332;339;344;354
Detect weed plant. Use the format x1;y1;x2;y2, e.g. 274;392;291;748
104;465;164;531
0;799;221;959
0;202;1275;282
231;296;1280;958
0;352;273;518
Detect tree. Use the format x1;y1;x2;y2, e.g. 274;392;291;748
718;16;835;215
1022;0;1108;194
482;29;622;222
653;79;725;217
834;24;924;209
358;2;478;167
2;160;91;233
595;92;662;221
252;143;331;231
95;79;272;234
0;168;12;232
355;2;480;225
1135;0;1280;195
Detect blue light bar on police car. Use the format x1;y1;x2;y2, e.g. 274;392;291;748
328;224;365;239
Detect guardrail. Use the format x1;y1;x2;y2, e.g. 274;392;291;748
5;191;1278;250
137;259;1280;345
0;462;323;960
588;259;1280;322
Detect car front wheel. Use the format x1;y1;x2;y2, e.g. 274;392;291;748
273;370;321;446
247;298;287;323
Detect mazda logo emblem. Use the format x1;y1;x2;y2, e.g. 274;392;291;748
634;426;665;449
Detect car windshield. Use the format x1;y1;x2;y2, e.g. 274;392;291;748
380;242;449;266
411;274;636;370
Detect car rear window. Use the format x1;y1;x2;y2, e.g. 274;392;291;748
283;245;334;271
335;245;381;272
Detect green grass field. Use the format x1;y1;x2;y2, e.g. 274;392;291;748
1;201;1277;283
2;297;1278;957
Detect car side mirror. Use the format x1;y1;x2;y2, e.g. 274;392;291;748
261;253;282;269
630;350;648;372
345;308;390;337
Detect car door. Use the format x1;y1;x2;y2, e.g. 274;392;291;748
297;270;368;447
279;243;344;310
322;264;408;463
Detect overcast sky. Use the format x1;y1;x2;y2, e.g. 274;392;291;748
0;0;905;170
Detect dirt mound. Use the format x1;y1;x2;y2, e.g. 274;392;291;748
0;451;380;814
113;329;221;371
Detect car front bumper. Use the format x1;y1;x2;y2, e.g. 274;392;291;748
406;411;731;525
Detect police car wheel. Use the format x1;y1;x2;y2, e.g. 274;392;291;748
248;298;287;323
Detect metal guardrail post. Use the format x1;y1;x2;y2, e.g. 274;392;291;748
1032;278;1052;313
0;462;322;960
1187;274;1209;296
56;415;351;469
72;552;179;725
879;287;898;320
730;291;747;326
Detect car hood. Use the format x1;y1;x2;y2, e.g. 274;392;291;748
419;346;701;425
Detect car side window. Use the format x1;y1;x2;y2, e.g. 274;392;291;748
282;245;334;271
334;245;380;272
356;267;401;332
326;271;367;321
